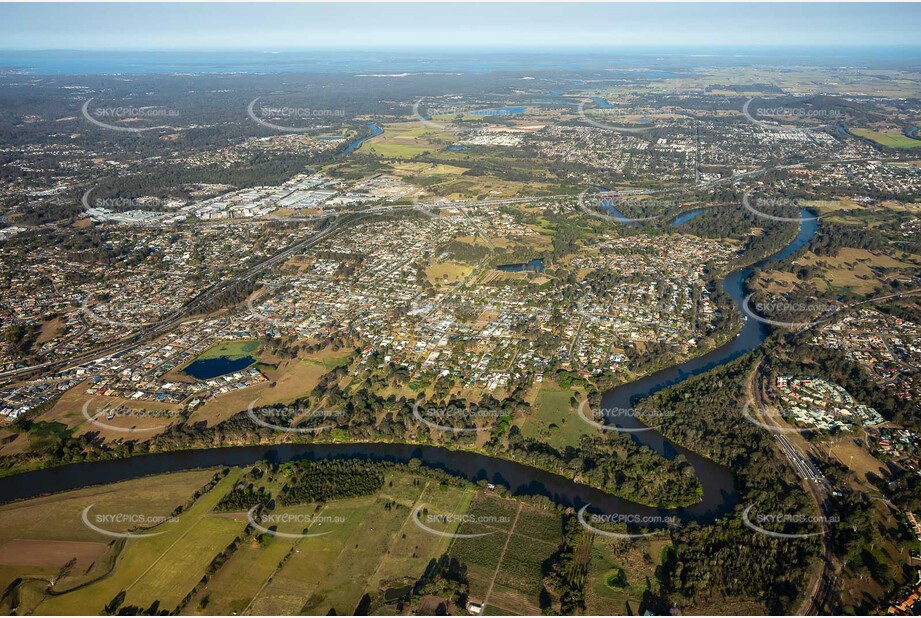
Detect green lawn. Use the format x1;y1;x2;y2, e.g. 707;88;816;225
196;339;259;360
851;128;921;149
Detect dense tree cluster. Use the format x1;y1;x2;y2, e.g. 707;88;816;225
540;513;591;614
277;459;386;505
641;354;822;613
214;482;272;512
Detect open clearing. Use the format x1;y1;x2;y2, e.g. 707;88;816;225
851;128;921;149
36;469;245;615
19;381;182;445
0;468;219;609
426;261;474;285
189;347;351;426
195;339;259;361
798;248;920;294
365;122;452;159
0;539;107;569
520;382;587;450
586;537;671;615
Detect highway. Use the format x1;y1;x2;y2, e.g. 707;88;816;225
775;433;829;489
748;360;836;616
0;193;560;384
0;213;352;383
2;153;909;384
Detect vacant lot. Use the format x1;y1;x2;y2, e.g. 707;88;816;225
196;339;259;360
36;469;245;615
520;382;587;450
24;380;182;444
426;261;474;285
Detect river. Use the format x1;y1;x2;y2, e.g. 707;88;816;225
0;211;818;527
598;208;818;520
340;123;382;155
668;208;708;225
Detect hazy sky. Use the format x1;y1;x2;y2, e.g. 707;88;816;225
0;2;919;51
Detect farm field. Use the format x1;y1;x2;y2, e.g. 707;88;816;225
35;469;246;615
188;531;300;615
366;121;452;159
0;468;228;614
0;461;666;616
447;493;565;614
232;471;473;615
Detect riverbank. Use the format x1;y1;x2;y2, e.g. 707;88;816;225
0;211;818;529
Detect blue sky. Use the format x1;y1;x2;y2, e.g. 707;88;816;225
0;3;919;51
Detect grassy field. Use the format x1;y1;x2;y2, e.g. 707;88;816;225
0;468;219;610
820;433;890;487
36;469;246;615
585;537;671;615
122;515;246;610
365;122;452;159
189;347;352;427
755;246;921;297
851;128;921;149
798;248;920;294
519;382;588;450
391;161;470;177
0;468;224;613
364;477;471;590
196;339;260;361
803;197;867;216
426;261;474;285
243;499;374;616
240;477;471;615
189;532;299;615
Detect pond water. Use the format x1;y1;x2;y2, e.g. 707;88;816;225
0;212;819;531
183;355;255;380
497;259;545;272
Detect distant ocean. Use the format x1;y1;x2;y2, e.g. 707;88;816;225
1;48;920;76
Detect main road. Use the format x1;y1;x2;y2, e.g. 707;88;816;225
2;152;902;384
0;212;352;383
